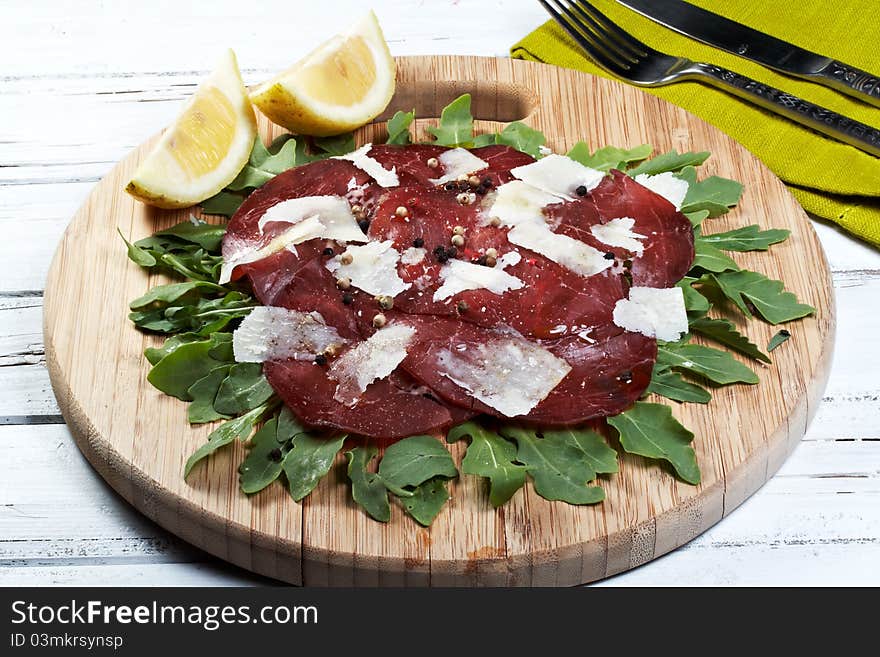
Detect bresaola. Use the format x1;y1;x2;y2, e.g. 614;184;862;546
224;143;695;438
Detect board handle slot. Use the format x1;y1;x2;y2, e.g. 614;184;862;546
377;80;539;123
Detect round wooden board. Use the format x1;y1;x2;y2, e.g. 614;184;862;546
44;56;834;586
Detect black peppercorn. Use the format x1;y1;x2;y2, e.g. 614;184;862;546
314;353;327;366
618;371;633;384
322;247;335;256
481;177;493;188
358;219;370;232
444;182;457;192
269;448;283;463
576;185;588;196
341;292;353;305
604;252;615;260
413;237;425;248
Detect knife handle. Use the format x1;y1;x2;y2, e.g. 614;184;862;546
693;63;880;158
811;60;880;108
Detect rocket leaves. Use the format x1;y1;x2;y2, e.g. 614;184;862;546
448;421;527;507
121;218;226;282
627;149;710;176
567;142;652;172
608;402;700;485
386;109;415;145
283;432;347;501
426;93;474;147
227;134;302;191
699;225;790;252
702;270;815;324
345;435;459;525
657;342;760;385
688;317;770;364
647;368;712;404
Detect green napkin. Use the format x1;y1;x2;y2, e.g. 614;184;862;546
511;0;880;246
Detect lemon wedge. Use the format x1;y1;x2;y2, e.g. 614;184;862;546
251;11;395;136
125;50;257;209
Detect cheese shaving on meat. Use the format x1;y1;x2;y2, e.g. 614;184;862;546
428;148;489;185
437;332;571;416
329;323;416;406
634;172;689;210
220;217;325;284
612;286;688;342
510;154;605;200
507;221;612;278
484;180;562;227
590;217;647;253
325;240;411;297
232;307;346;363
433;252;524;301
334;143;399;187
256;195;366;243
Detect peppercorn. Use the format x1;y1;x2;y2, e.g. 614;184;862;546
358;219;370;232
395;206;409;218
372;313;387;329
427;157;439;168
314;353;328;366
444;182;457;192
576;185;588;196
377;295;394;310
269;448;283;463
322;247;335;256
457;301;469;313
604;252;615;260
618;371;633;384
341;292;353;305
451;234;465;248
481;177;493;188
468;175;481;187
413;237;425;248
336;276;351;289
433;245;449;263
452;225;465;235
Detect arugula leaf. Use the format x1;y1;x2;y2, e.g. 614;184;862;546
147;333;235;400
691;238;741;273
494;122;546;158
542;428;618;475
144;332;206;365
212;363;275;415
227;135;299;191
627;150;710;176
688;317;770;363
677;277;711;316
677;166;743;216
426;94;474;147
647;369;711;404
277;406;305;439
153;219;226;251
607;402;700;484
187;365;232;424
386;110;415;145
184;400;277;477
118;228;157;267
346;447;391;522
705;270;815;324
500;427;605;504
768;329;792;352
684;209;710;227
201;190;246;218
471;133;499;147
282;432;347;501
129;281;226;311
238;417;289;494
378;434;458;494
657;342;759;385
400;477;451;526
447;421;526;507
700;225;790;252
567;142;651;172
313;133;356;156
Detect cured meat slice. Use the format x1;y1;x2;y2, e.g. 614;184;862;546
264;361;472;439
392;315;654;425
223;158;377;284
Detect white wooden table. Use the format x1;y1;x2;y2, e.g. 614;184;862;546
2;0;878;586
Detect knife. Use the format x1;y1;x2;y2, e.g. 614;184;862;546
615;0;880;108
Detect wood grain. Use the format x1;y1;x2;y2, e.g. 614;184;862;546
42;56;835;586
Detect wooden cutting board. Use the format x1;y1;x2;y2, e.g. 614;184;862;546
43;56;834;586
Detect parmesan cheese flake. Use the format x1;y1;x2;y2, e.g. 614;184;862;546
329;323;416;406
232;307;346;363
428;148;489;185
634;172;689;210
590;217;647;253
612;286;688;342
433;253;524;302
507;221;612;278
437;332;571;416
325;240;411;297
510;154;604;200
334;143;399;187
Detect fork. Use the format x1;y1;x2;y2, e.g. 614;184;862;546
539;0;880;157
